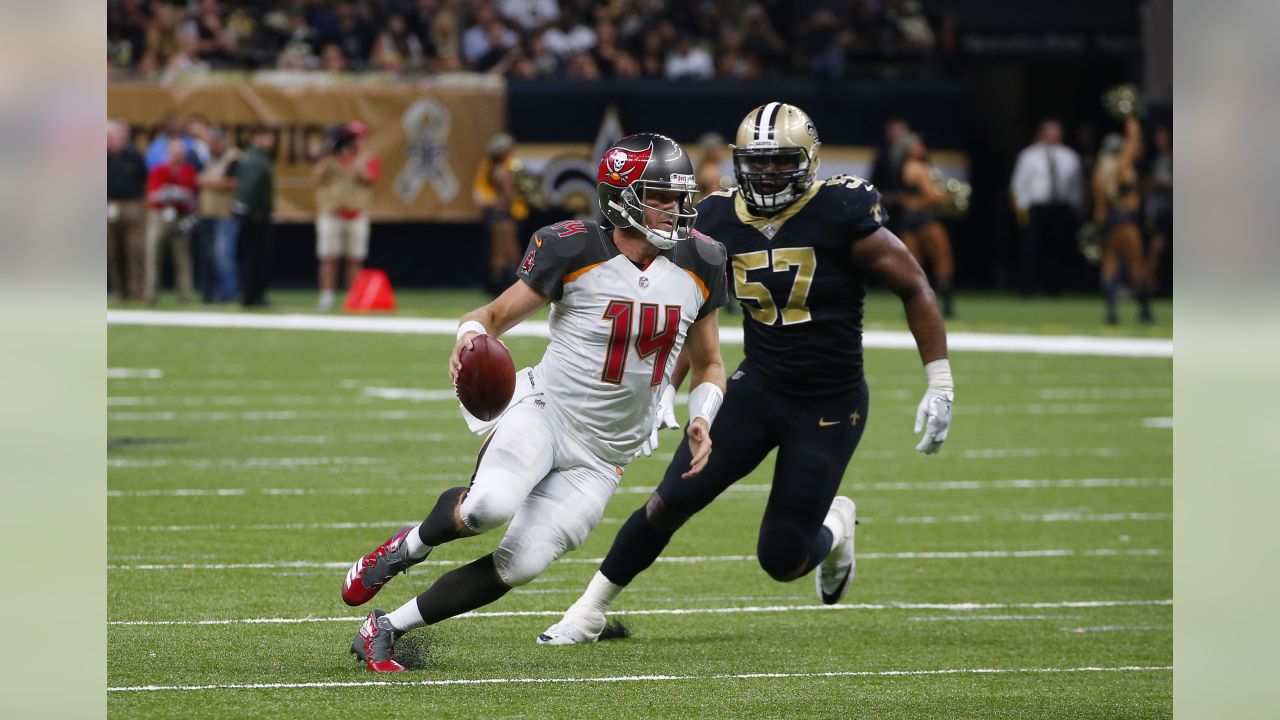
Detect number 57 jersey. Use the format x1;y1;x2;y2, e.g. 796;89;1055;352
696;176;887;397
517;220;728;465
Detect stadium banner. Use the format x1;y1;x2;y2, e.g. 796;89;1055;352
107;78;506;222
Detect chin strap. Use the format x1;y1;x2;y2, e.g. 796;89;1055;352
608;199;680;249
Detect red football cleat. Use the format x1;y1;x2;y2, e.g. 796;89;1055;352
351;609;405;672
341;526;422;607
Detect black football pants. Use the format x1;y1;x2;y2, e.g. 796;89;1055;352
600;363;869;585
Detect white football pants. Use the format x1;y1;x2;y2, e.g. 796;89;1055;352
457;395;624;587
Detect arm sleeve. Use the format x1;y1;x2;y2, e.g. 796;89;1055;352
689;230;729;320
844;182;888;239
515;227;581;301
1011;151;1031;210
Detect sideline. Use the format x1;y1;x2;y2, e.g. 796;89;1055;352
107;310;1173;358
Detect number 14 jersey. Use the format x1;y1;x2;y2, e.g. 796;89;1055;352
696;176;887;397
517;220;728;465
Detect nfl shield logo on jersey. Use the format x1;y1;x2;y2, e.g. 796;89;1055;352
762;223;777;238
638;276;649;289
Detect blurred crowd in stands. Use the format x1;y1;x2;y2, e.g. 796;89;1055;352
108;0;945;81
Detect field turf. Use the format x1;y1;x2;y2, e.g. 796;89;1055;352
107;292;1172;718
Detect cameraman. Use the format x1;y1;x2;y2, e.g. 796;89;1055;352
312;121;381;312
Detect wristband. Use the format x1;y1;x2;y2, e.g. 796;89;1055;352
456;320;487;341
923;358;953;392
688;382;724;427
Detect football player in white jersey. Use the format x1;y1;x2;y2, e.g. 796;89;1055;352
339;133;730;672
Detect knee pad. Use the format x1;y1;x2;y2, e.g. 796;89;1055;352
757;525;810;582
644;493;691;534
493;525;563;587
459;480;522;533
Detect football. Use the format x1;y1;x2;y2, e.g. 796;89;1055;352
455;334;516;421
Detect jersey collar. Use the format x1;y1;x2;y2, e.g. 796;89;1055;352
733;181;822;238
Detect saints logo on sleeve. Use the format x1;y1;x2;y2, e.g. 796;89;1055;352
517;220;727;464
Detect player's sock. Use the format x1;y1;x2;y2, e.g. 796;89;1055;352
414;553;510;625
416;487;469;547
573;571;624;615
811;525;835;567
385;596;426;632
403;523;431;560
599;507;676;586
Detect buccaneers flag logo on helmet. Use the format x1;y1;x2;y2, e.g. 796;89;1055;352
597;144;653;188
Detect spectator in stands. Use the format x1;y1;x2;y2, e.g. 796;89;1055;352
145;139;199;304
612;51;641;78
565;50;602;80
276;9;321;68
161;32;212;83
795;8;851;78
543;11;597;61
107;0;149;70
519;30;561;77
189;0;237;67
331;1;377;70
320;42;349;72
882;0;936;51
472;133;528;296
498;0;560;31
462;3;517;67
716;29;753;79
234;128;276;308
107;120;149;302
739;4;786;75
141;2;184;73
665;31;714;80
636;28;665;77
475;21;521;73
427;9;464;72
592;20;626;77
312;121;381;312
371;13;427;71
1011;119;1084;297
195;129;240;304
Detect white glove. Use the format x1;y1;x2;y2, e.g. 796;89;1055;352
914;359;954;454
636;384;680;458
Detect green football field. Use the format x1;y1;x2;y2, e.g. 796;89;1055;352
107;291;1172;718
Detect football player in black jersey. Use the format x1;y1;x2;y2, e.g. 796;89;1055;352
540;103;953;645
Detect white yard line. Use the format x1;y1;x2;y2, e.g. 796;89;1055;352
1143;417;1174;428
108;457;387;469
107;310;1173;358
108;410;458;422
106;477;1172;498
909;614;1076;622
108;510;1170;532
107;599;1172;627
107;367;164;379
107;665;1172;693
1060;625;1168;633
113;663;1175;693
891;511;1170;524
106;548;1166;571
